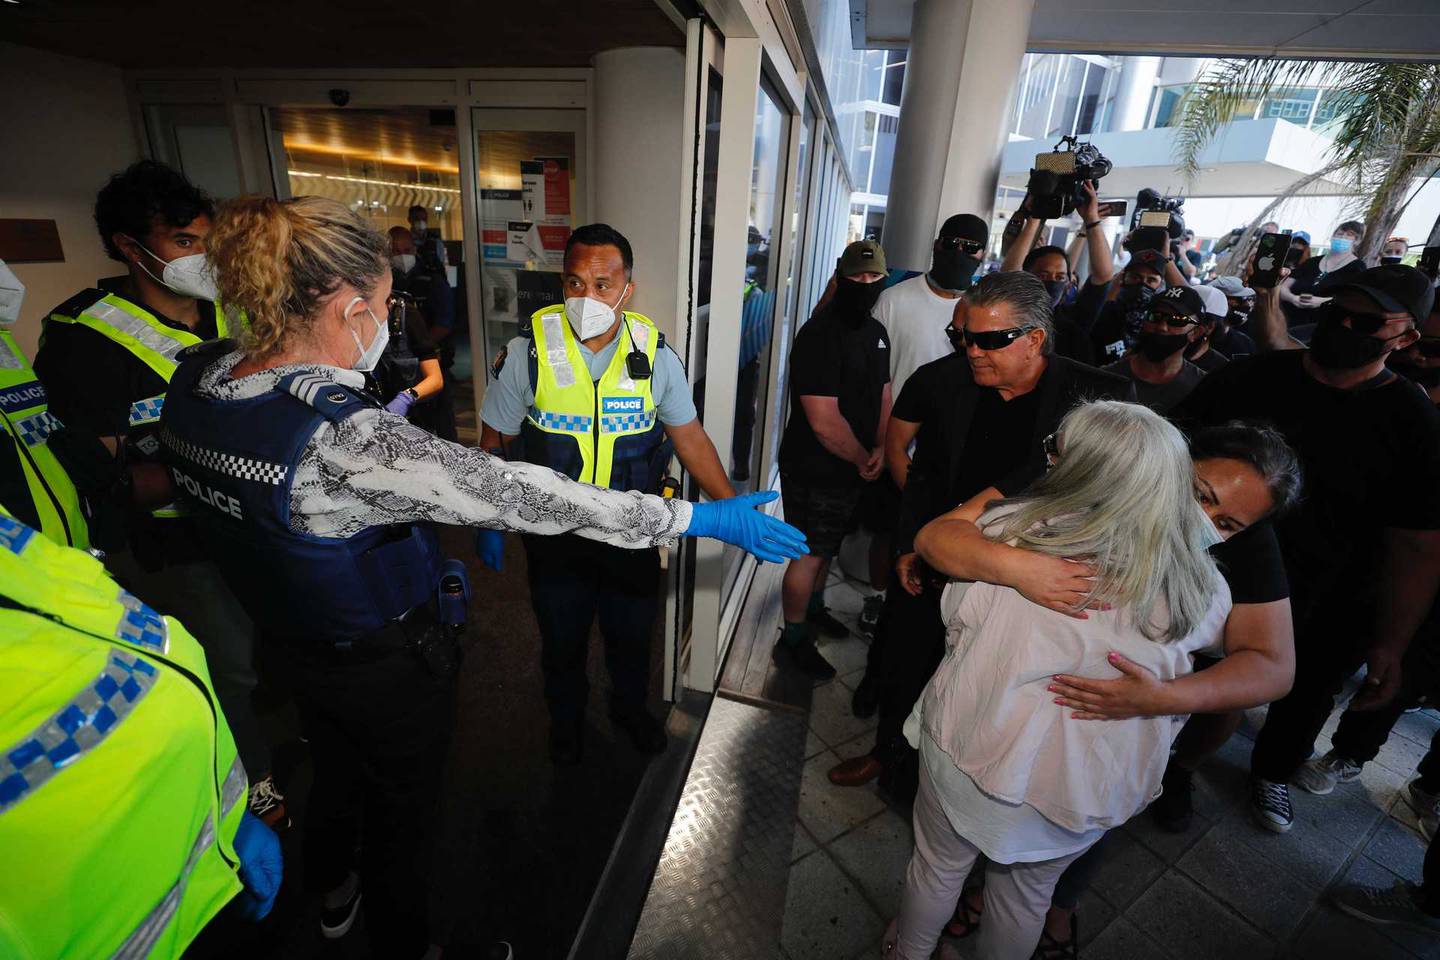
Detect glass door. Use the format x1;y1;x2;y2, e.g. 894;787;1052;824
470;109;587;372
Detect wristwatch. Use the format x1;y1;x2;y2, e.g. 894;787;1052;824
404;387;420;402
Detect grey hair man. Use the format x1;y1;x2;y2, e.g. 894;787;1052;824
827;270;1135;794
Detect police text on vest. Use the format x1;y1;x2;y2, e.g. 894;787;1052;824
170;467;243;520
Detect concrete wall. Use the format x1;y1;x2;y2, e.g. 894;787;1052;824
0;42;140;357
591;47;686;342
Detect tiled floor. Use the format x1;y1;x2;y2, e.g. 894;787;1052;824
777;573;1440;960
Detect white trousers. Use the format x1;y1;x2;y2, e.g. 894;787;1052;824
894;764;1094;960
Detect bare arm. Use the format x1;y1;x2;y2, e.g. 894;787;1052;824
1050;599;1295;719
666;417;736;501
1354;528;1440;710
1277;274;1301;306
1163;255;1189;289
799;394;870;467
1249;281;1304;352
1001;214;1045;272
1080;183;1115;285
411;357;445;401
885;417;921;490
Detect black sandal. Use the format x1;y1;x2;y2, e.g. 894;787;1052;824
944;888;983;938
1032;914;1078;959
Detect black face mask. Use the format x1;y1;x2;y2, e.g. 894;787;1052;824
1042;279;1068;307
1226;307;1251;328
930;248;981;292
1381;256;1404;266
1391;358;1440;389
1308;306;1396;370
834;276;883;318
1137;330;1192;361
1116;283;1155;309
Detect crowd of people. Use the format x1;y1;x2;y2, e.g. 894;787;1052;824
772;196;1440;957
4;149;1440;960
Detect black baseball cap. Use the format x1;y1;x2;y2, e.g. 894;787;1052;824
1150;284;1206;321
938;213;988;244
1334;264;1435;323
1126;248;1168;275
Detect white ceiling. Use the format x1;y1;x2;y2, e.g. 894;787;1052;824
857;0;1440;60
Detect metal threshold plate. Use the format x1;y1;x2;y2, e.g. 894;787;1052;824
627;694;808;959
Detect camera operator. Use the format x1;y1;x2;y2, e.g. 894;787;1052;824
1087;249;1168;362
1002;181;1116;364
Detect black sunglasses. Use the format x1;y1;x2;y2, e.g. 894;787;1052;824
947;324;1036;352
1340;308;1403;337
1146;309;1200;330
937;236;986;256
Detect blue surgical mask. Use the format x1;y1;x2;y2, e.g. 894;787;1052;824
1330;236;1354;255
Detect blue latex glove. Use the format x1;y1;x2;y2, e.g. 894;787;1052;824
684;490;809;564
475;529;505;571
233;810;282;921
384;390;417;417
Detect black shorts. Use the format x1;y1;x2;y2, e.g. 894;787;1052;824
781;477;863;558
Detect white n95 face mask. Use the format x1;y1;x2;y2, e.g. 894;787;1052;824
127;236;220;301
346;296;390;372
391;253;417;274
564;283;628;340
0;259;24;326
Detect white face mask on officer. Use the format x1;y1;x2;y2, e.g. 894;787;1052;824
564;282;629;341
126;236;220;301
345;295;389;372
390;253;417;274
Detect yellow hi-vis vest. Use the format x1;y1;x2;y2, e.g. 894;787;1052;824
44;291;244;520
520;305;667;492
0;328;88;549
0;511;246;959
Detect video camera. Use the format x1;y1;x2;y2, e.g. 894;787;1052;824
1026;135;1112;220
1125;189;1187;254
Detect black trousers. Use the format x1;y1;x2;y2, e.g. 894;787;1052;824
523;534;660;726
1251;600;1374;782
872;572;947;754
1330;629;1440;769
287;635;457;959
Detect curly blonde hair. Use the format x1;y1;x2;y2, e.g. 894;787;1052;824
206;196;388;357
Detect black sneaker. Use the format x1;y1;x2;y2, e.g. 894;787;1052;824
1251;777;1294;833
859;594;884;638
773;637;837;680
320;876;362;939
807;606;849;639
549;721;583;766
610;707;667;755
1150;765;1194;833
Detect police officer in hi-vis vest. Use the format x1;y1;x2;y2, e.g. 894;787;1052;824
0;260;88;550
0;509;281;958
481;223;749;765
31;161;285;830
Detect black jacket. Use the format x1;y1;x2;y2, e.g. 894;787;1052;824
896;353;1136;552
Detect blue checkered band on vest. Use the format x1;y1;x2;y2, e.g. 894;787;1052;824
128;394;166;426
12;410;61;448
159;356;439;644
531;410;594;433
0;651;159;812
600;410;657;434
0;516;35;555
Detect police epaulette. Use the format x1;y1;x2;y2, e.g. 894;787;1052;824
176;338;237;363
279;372;376;422
49;288;107;320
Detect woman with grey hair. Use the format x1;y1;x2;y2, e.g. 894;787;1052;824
883;401;1233;960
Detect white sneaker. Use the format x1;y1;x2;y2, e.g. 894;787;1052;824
1293;751;1362;795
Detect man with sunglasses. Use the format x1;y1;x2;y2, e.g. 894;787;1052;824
1175;264;1440;836
827;271;1131;796
1101;285;1209;414
1089;249;1170;362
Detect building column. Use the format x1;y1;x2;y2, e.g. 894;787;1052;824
592;47;686;340
882;0;1035;272
1111;56;1161;132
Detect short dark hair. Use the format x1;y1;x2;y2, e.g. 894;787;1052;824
408;205;428;220
1190;420;1303;517
1337;220;1366;238
565;223;634;276
94;160;214;262
1022;245;1069;272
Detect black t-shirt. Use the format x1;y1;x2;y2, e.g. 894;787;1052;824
894;363;1043;504
1211;521;1289;604
779;301;891;486
1175;351;1440;620
1089;299;1142;363
1283;256;1365;326
1052;279;1110;365
1211;326;1257;359
1190;347;1229;373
